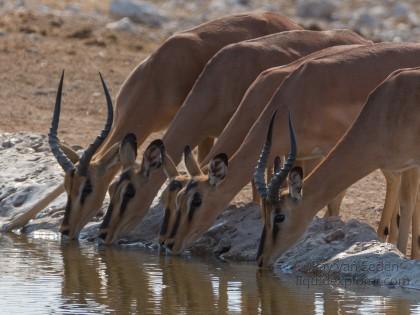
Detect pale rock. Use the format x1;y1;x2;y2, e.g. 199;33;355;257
296;0;338;20
65;3;81;14
210;0;249;11
109;0;167;27
391;3;419;26
354;11;379;29
106;17;136;33
392;3;410;20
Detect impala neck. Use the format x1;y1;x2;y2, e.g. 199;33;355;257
221;110;289;199
299;124;382;220
163;109;209;166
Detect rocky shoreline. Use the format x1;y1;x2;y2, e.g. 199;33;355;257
1;132;419;290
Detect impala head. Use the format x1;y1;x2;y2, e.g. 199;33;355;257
162;148;228;254
158;145;205;246
254;112;306;268
49;71;120;240
98;136;169;244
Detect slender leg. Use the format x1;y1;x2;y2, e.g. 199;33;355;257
377;171;401;242
2;184;65;231
251;179;261;204
412;183;420;259
388;199;400;245
324;190;346;217
397;169;419;255
197;137;215;163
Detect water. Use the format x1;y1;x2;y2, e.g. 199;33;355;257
0;232;419;315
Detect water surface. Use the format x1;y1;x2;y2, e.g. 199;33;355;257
0;232;419;314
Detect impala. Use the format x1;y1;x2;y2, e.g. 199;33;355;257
98;30;371;244
4;12;302;238
161;43;420;255
156;45;365;245
256;67;420;267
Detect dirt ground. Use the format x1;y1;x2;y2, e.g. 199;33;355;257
0;0;162;147
0;1;412;253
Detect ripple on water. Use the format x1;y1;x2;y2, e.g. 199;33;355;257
0;234;419;315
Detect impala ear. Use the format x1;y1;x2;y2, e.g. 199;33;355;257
208;153;228;187
97;134;137;176
59;142;80;164
140;139;164;177
119;133;137;168
163;154;179;179
184;145;203;176
288;166;303;200
97;142;120;175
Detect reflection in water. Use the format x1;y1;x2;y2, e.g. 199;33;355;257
0;233;419;315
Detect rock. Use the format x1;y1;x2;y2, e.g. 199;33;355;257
318;241;420;289
67;27;93;39
34;88;56;96
2;140;13;148
350;6;388;31
324;228;345;243
65;3;81;14
296;0;338;20
106;17;136;32
276;217;379;272
210;0;249;11
353;11;379;29
12;190;29;207
392;3;419;25
109;0;167;27
392;3;410;20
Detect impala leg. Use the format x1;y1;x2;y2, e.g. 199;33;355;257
2;183;65;232
377;171;401;242
325;190;346;217
388;198;400;245
197;137;215;163
251;179;261;204
397;169;419;255
412;183;420;259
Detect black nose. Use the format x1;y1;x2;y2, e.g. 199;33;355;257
98;232;107;240
166;242;174;251
61;229;69;236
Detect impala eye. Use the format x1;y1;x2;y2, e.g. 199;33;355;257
274;213;285;223
191;192;202;208
124;184;135;198
120;184;136;216
188;192;201;222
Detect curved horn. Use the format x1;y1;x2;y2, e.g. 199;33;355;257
273;156;282;175
253;111;277;199
48;71;75;173
268;112;297;201
77;73;114;176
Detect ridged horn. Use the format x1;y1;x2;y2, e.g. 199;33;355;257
77;73;114;176
268;112;297;202
48;71;75;174
273;156;282;175
253;111;277;199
